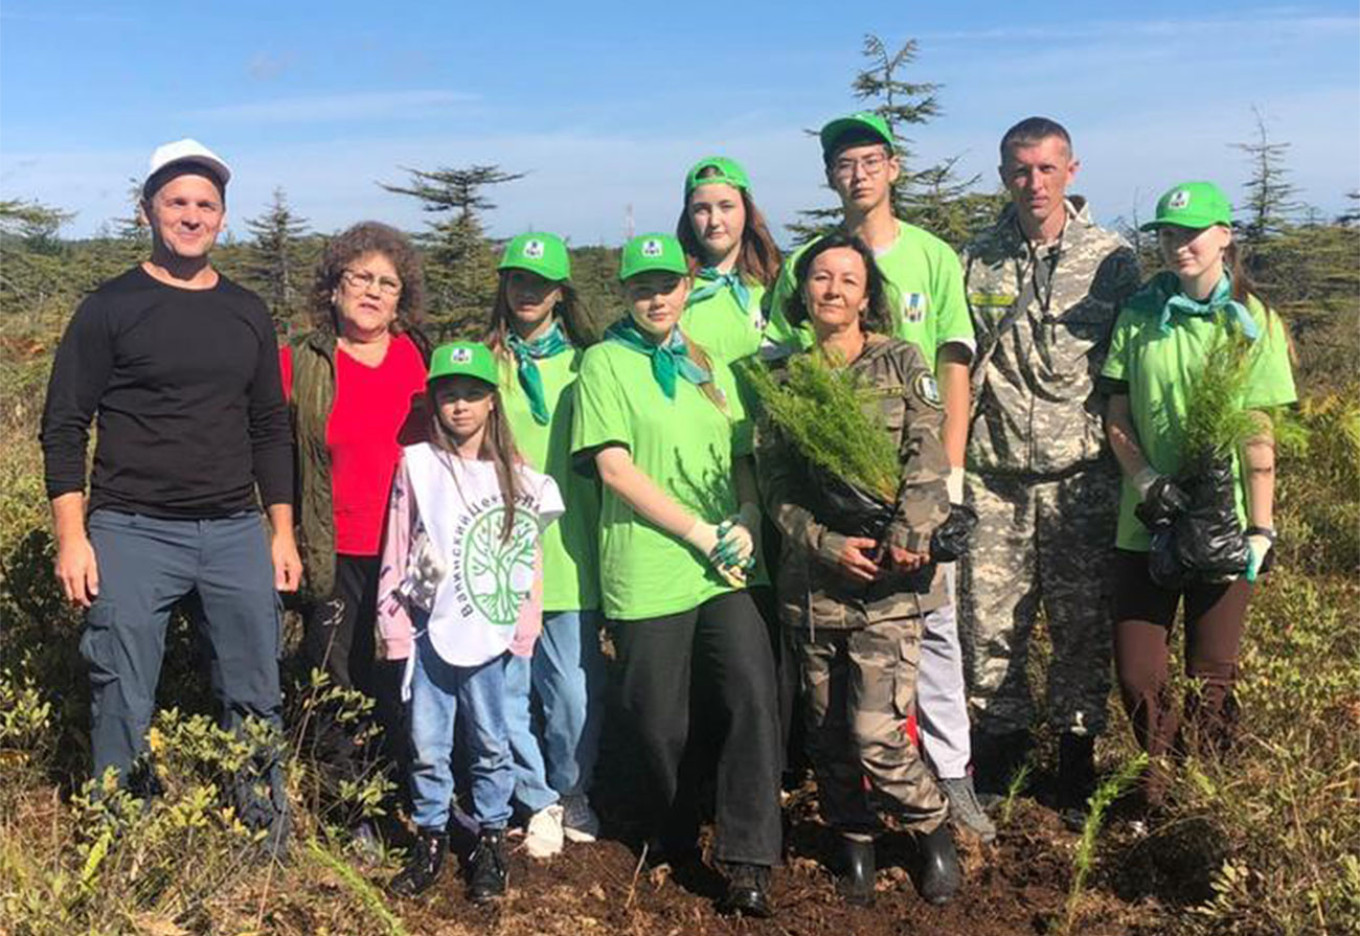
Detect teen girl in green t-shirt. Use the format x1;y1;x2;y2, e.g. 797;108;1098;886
675;156;782;366
1101;181;1296;803
485;233;605;857
572;233;781;919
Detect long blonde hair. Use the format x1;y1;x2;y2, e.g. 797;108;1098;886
426;379;523;541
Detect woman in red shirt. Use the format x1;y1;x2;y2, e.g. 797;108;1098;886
281;222;429;836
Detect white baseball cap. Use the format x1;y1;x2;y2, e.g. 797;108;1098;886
143;138;231;196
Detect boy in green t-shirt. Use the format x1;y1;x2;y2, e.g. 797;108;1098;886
763;112;988;839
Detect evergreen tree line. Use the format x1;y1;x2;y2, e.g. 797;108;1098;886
2;35;1356;367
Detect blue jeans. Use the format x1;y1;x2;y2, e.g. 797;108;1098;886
505;610;605;812
407;631;514;831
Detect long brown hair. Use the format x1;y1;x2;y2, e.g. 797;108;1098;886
426;378;523;541
676;170;782;288
485;272;595;355
1225;239;1295;362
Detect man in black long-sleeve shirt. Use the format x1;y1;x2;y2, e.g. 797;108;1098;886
40;139;300;841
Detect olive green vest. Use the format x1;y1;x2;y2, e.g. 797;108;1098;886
289;331;339;600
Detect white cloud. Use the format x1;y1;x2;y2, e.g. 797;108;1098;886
184;90;481;124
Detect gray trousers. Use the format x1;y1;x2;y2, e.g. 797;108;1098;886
82;510;284;799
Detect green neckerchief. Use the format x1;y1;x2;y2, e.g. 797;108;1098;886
1159;272;1260;341
604;318;712;400
686;266;751;314
507;321;572;425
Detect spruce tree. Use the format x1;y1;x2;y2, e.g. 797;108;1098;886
787;34;1002;249
242;188;311;333
380;165;524;338
1232;108;1301;245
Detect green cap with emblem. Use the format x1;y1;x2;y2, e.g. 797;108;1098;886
1140;181;1233;231
684;156;751;196
499;231;571;282
428;341;499;387
820;110;895;162
619;232;689;281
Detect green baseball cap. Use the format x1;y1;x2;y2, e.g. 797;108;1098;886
1140;181;1233;231
498;231;571;282
428;341;499;387
619;233;688;281
684;156;751;197
820;111;894;161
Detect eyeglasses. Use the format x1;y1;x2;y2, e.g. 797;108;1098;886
342;268;402;296
832;154;890;179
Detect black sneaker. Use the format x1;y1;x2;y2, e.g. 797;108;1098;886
466;829;508;902
716;862;773;918
390;828;446;897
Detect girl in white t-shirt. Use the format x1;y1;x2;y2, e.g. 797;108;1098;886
378;341;563;901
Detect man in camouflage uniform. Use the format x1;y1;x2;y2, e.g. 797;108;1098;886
958;118;1141;818
756;324;961;907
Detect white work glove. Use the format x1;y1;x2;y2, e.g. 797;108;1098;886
683;518;748;589
718;503;760;571
1244;531;1274;583
947;467;965;505
1132;465;1162;500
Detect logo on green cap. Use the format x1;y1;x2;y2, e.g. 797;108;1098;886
449;347;472;363
522;239;545;259
1168;190;1191;209
641;238;664;258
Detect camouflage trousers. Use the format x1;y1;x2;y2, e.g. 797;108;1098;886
793;618;948;835
958;465;1118;738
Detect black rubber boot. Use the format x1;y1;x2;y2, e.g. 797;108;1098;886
916;823;962;905
389;828;446;897
1057;733;1097;832
717;862;773;918
466;829;508;902
970;729;1033;800
835;835;876;907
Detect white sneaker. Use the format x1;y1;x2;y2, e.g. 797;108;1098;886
561;793;601;844
523;803;565;859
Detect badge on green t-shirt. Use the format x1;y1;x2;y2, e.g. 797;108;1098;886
1101;295;1297;552
498;348;601;612
571;339;754;621
763;220;975;370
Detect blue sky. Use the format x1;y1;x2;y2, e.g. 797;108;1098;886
2;1;1357;244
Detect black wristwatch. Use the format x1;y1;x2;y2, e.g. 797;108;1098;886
1245;525;1277;544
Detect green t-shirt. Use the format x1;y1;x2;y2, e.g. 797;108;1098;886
764;220;975;369
1101;288;1297;552
571;337;754;621
499;348;601;612
681;280;766;366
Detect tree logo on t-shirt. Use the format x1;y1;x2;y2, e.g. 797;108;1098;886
462;507;537;626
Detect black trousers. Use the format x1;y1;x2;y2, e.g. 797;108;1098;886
611;590;783;866
301;554;406;813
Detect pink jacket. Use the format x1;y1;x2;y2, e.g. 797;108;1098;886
376;459;544;661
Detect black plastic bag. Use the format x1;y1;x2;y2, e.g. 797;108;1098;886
808;462;895;540
1147;457;1249;587
930;503;978;563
